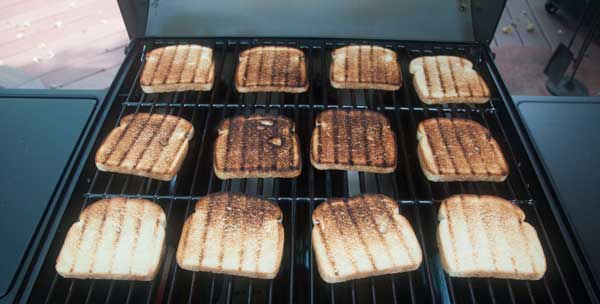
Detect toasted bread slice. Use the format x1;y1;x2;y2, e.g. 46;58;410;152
409;55;490;104
312;194;422;283
330;45;402;91
213;114;301;179
235;46;308;93
95;113;194;181
417;118;508;182
56;198;166;281
176;192;284;279
140;44;215;93
437;195;546;280
310;109;397;173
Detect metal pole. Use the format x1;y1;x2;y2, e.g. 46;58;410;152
567;7;600;83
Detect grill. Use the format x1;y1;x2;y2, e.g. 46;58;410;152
24;38;597;303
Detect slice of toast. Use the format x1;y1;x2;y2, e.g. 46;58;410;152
56;198;166;281
312;194;422;283
176;192;284;279
310;109;397;173
235;46;308;93
330;45;402;91
95;113;194;181
213;114;301;179
409;55;490;104
437;195;546;280
417;118;508;182
140;44;215;93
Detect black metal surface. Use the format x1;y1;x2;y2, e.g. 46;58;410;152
515;96;600;292
25;38;599;303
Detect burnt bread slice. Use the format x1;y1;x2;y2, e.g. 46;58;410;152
95;113;194;181
140;44;214;93
437;195;546;280
330;45;402;91
56;198;166;281
235;46;308;93
312;194;422;283
176;192;284;279
409;55;490;104
213;114;301;179
310;109;397;173
417;118;508;182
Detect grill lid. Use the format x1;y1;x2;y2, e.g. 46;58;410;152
118;0;504;44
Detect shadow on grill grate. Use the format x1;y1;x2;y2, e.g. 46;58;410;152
28;39;593;304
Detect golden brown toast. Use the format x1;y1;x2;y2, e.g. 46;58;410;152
310;109;397;173
409;55;490;104
176;192;284;279
437;195;546;280
312;194;422;283
235;46;308;93
56;198;166;281
213;114;301;179
417;118;508;182
330;45;402;91
95;113;194;181
140;44;214;93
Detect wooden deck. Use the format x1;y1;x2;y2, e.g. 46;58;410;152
0;0;598;95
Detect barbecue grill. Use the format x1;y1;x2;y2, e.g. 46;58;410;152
9;0;600;303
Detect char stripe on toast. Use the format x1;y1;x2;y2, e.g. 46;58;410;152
417;117;508;182
312;194;422;283
176;193;284;279
311;109;396;173
437;195;546;280
214;114;301;179
95;113;194;181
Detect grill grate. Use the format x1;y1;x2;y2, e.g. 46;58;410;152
29;38;593;303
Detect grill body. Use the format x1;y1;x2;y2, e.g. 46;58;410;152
25;38;599;303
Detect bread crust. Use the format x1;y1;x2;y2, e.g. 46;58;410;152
330;45;402;91
437;195;546;280
213;114;301;179
140;44;215;93
408;55;490;104
95;113;194;181
312;194;422;283
235;46;308;93
416;118;508;182
55;198;166;281
176;192;284;279
310;109;397;173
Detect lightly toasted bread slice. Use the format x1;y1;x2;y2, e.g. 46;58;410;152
417;118;508;182
176;192;284;279
330;45;402;91
95;113;194;181
437;195;546;280
312;194;422;283
310;109;397;173
235;46;308;93
140;44;215;93
213;114;301;179
409;55;490;104
56;198;166;281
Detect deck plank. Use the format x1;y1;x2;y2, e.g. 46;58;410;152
505;0;551;48
495;7;524;46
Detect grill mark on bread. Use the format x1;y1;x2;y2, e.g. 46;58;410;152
86;203;108;273
434;57;447;96
316;222;340;276
135;114;174;172
343;47;348;83
421;58;432;98
357;47;363;83
112;114;153;167
97;113;144;165
326;202;358;274
223;118;236;172
266;119;279;170
216;196;232;270
463;121;494;177
441;202;459;270
344;199;377;270
446;56;461;97
449;118;475;175
108;201;127;274
282;49;290;87
518;221;538;276
176;45;192;84
379;196;416;266
202;52;215;84
127;204;143;275
148;47;166;85
434;118;457;174
360;110;372;166
197;196;215;266
459;195;480;270
332;111;340;164
256;49;266;86
150;119;191;175
423;128;442;175
315;120;322;164
69;216;88;273
159;45;178;85
127;114;169;169
378;121;389;167
361;196;394;265
344;110;354;165
239;118;249;170
190;46;203;84
459;59;474;98
241;49;251;87
285;122;296;170
475;196;500;273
